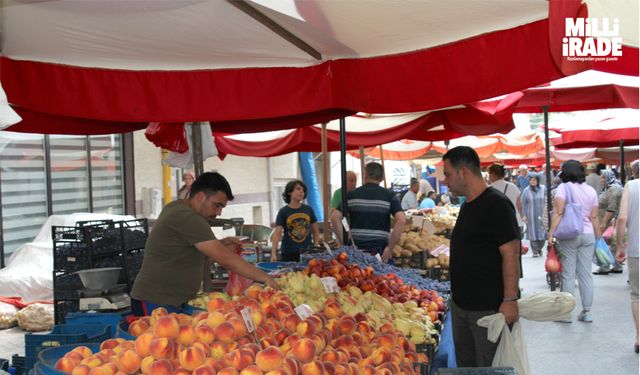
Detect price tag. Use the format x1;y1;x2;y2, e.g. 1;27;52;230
320;277;339;293
430;244;450;256
423;220;437;235
294;304;313;320
375;253;382;262
322;241;334;257
341;218;351;232
240;307;256;333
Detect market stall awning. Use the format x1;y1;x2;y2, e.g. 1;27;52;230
4;0;636;135
551;109;639;149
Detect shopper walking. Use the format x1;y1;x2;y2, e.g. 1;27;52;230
271;179;320;262
548;160;601;323
177;171;195;199
585;164;601;194
615;160;639;353
593;169;624;274
444;147;520;367
521;175;547;257
516;164;531;192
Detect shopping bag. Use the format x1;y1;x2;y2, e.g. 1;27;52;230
545;243;562;273
521;241;529;255
602;226;614;241
517;292;575;321
477;313;530;375
144;122;189;153
553;184;583;240
225;241;254;296
593;237;614;268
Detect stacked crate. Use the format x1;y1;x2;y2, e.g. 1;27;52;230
52;219;148;323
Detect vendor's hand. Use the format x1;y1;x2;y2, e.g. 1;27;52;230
499;300;519;325
263;275;280;290
547;234;554;244
220;237;241;247
381;246;392;263
270;252;278;261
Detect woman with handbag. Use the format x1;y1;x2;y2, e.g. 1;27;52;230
593;169;624;274
548;160;601;323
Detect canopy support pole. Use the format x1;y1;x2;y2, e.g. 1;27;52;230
339;118;348;219
379;145;387;188
543;106;553;227
359;146;366;184
620;140;626;184
321;123;330;241
189;122;204;177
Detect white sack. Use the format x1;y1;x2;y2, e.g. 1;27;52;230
0;302;19;329
166;122;218;169
518;291;575;321
16;303;54;332
477;314;530;375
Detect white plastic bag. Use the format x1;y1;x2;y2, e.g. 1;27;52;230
0;302;19;329
16;303;54;332
166;122;218;169
477;313;530;375
517;291;575;321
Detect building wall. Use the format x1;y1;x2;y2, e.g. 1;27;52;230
132;130;300;226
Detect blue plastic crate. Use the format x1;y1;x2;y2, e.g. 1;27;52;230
182;304;206;316
115;321;135;341
24;324;111;371
64;311;129;333
255;261;296;273
35;343;101;375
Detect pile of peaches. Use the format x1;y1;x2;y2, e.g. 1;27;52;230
54;285;427;375
304;253;446;321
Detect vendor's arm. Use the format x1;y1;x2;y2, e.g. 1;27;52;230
195;240;278;289
615;184;629;263
547;195;565;243
271;226;283;261
330;209;345;246
383;211;406;262
311;222;321;247
499;239;520;324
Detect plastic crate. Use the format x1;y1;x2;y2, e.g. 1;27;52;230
435;368;519;375
24;324;111;371
11;354;25;375
64;311;129;334
414;362;431;375
53;300;79;325
35;343;101;375
115;321;135;341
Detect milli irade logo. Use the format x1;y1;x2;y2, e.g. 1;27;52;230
562;17;622;62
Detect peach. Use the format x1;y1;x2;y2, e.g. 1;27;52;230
210;341;228;360
135;333;155;357
193;364;216;375
416;352;428;363
260;336;278;349
55;357;78;374
370;347;392;366
218;368;240;375
295;320;317;337
263;319;282;334
214;322;237;343
175;324;197;346
300;360;325;375
306;315;324;330
139;356;154;374
64;351;84;364
236;348;258;370
323;301;343;319
72;346;94;359
273;329;290;346
87;367;110;375
178;345;206;371
149;337;176;360
320;349;338;364
337;316;356;336
195;323;216;345
281;314;301;333
244;284;263;300
129;319;151;337
236;336;253;346
291;338;315;364
323;361;336;375
207;297;228;312
100;339;121;351
333;335;354;352
357;364;375;375
264;369;288;375
191;341;210;355
207;311;226;329
283;356;299;375
101;362;119;375
192;312;209;327
173;367;191;375
255;346;284;372
153;316;180;339
116;349;141;374
80;355;103;368
250;309;265;328
71;365;92;375
148;358;173;375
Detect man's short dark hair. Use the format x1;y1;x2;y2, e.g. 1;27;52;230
365;162;385;181
189;172;234;200
282;179;307;204
410;177;419;187
488;163;506;178
560;160;586;183
443;146;482;176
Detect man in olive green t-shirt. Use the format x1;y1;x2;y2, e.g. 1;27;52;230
330;171;357;210
131;172;277;314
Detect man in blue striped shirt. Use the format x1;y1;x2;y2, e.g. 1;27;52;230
331;162;406;262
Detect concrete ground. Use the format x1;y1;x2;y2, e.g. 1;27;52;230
0;245;638;374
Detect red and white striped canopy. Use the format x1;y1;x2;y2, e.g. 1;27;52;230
1;0;637;135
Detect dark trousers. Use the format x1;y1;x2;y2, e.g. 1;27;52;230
451;300;499;367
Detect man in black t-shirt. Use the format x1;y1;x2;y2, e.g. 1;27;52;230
331;162;406;262
443;146;520;367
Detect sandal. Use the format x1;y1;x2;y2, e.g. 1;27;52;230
592;270;610;275
610;268;623;274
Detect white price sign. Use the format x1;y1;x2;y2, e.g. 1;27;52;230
430;244;450;257
375;253;382;262
240;307;256;333
294;304;313;320
341;218;351;232
320;277;339;293
322;241;334;257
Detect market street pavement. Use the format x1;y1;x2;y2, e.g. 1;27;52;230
0;245;638;374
